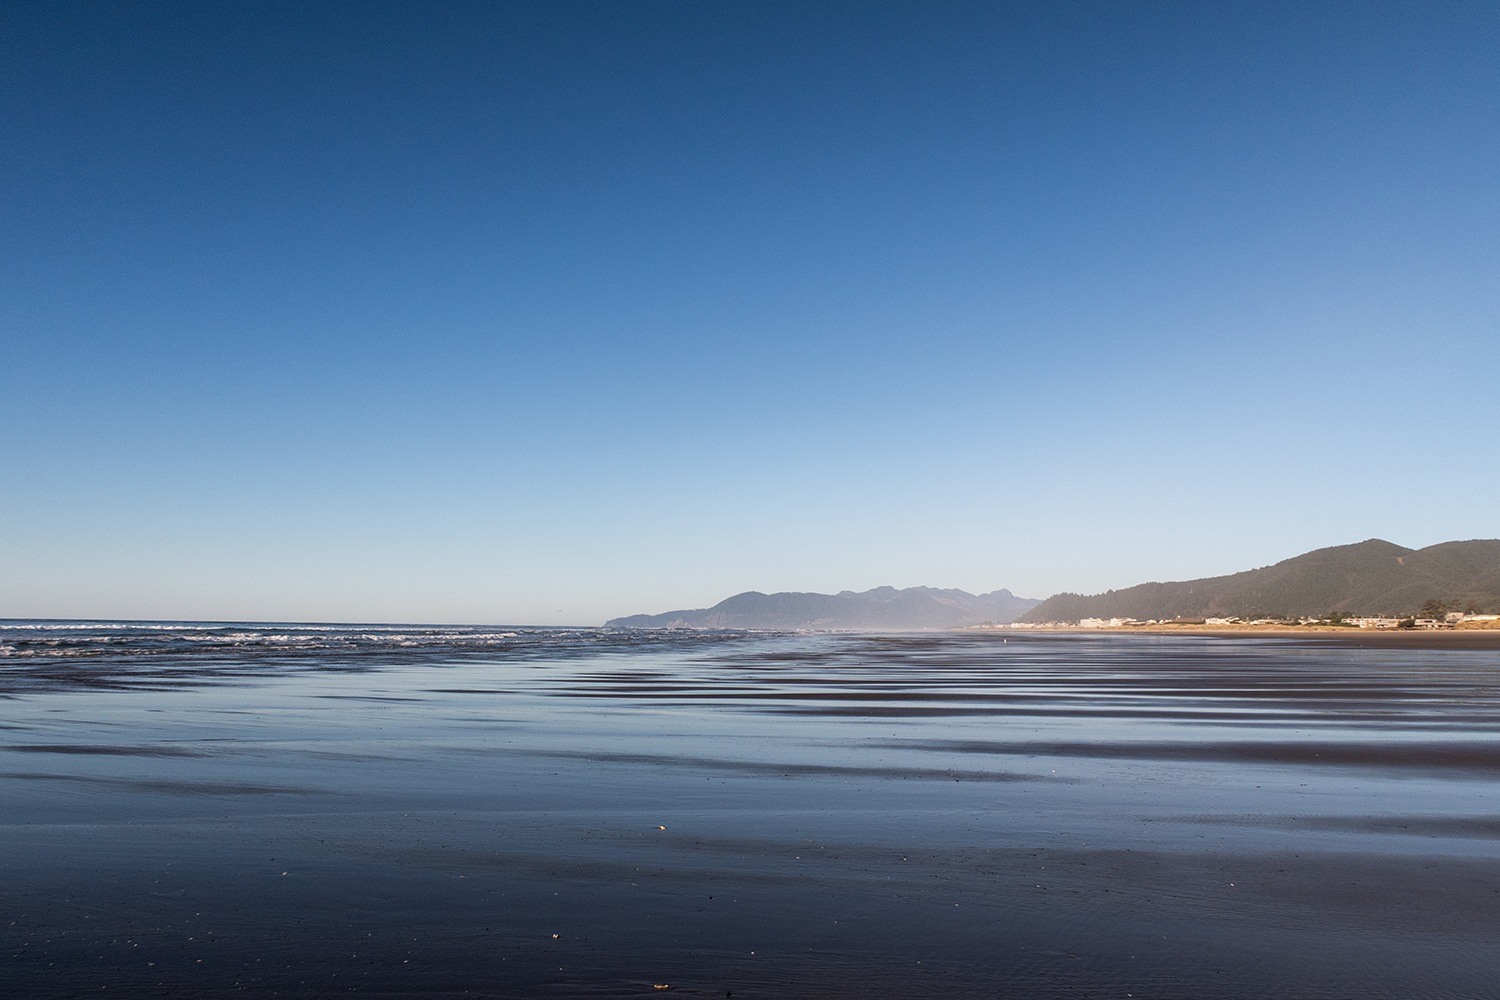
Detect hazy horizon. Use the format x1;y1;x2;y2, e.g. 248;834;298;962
6;2;1496;625
7;535;1497;628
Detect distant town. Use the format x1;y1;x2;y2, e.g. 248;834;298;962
1000;611;1500;631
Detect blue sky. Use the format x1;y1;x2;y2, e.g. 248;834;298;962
4;1;1496;624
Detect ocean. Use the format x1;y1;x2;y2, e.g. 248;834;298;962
2;620;1497;998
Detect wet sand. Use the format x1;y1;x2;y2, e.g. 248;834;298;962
2;628;1498;997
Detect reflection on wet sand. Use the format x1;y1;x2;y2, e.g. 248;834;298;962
513;746;1047;782
3;743;210;756
1;624;1497;998
874;738;1500;773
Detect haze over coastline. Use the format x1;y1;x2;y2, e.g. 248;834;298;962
4;2;1497;625
601;538;1500;630
608;585;1041;630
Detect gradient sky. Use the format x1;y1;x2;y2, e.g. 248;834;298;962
4;1;1497;624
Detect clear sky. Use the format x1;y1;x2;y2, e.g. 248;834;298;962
4;1;1496;624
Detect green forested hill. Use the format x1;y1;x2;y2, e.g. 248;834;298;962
1021;539;1500;623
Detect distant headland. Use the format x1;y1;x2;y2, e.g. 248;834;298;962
609;539;1500;633
1017;538;1500;630
607;586;1039;630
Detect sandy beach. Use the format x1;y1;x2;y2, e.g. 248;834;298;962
3;624;1498;998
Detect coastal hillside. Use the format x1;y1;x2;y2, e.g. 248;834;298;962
1021;539;1500;622
609;586;1040;630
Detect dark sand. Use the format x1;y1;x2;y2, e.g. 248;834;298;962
3;629;1498;998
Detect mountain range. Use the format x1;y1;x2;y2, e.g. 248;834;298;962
607;539;1500;630
1020;538;1500;623
607;586;1040;630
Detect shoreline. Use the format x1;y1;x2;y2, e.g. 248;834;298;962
992;623;1500;649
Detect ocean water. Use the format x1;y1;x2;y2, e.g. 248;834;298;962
2;621;1498;998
